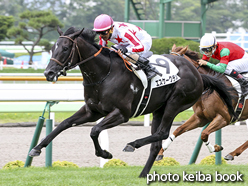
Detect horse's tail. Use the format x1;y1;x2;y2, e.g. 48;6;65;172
201;74;237;119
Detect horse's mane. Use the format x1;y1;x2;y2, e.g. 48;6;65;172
174;46;200;61
64;27;98;45
63;27;113;57
184;50;200;62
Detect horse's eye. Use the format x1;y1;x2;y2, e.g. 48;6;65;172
63;46;68;51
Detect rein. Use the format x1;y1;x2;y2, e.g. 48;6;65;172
83;51;113;87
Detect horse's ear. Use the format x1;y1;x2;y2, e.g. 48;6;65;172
180;46;188;55
71;28;84;39
57;26;63;36
172;44;176;52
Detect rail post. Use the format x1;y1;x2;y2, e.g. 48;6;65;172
189;123;209;164
45;119;53;167
25;101;57;167
24;103;48;167
45;101;56;167
215;129;222;165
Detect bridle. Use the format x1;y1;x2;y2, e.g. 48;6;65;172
50;34;103;76
170;50;201;69
50;32;113;86
170;52;181;56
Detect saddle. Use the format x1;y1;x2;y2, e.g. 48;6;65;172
131;54;180;117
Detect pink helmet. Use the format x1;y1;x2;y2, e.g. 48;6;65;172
93;14;114;32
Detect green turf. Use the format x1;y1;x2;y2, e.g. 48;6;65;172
0;165;247;186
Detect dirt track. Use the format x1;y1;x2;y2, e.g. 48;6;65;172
0;124;247;168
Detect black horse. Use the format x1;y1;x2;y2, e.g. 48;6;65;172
29;27;235;177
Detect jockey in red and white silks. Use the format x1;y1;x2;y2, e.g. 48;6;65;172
93;14;158;80
98;21;152;55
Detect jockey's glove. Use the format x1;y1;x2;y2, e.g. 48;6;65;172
119;46;128;54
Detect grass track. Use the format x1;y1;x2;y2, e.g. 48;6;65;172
0;165;247;186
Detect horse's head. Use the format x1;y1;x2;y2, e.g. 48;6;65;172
170;44;200;68
171;44;188;56
44;26;84;82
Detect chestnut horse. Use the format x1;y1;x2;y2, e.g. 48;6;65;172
28;27;235;177
157;44;248;161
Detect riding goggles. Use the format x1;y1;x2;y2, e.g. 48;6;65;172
200;47;214;55
96;30;109;35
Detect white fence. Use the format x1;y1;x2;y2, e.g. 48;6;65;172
210;31;248;52
0;41;50;53
0;61;39;70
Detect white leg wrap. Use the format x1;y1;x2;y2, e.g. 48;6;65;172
205;141;215;153
162;134;175;150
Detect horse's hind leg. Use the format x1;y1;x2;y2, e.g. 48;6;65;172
225;140;248;161
136;101;195;177
139;108;164;178
156;113;208;160
29;106;103;157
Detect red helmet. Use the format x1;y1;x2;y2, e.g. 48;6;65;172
93;14;114;32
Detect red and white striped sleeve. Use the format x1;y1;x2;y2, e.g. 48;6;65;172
124;29;144;53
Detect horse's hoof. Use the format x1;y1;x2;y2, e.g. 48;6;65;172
155;155;164;161
214;145;224;152
139;173;147;178
28;148;41;157
96;150;113;159
123;144;135;152
224;154;234;161
103;150;113;159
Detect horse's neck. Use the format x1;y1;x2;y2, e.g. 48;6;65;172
78;41;111;85
187;57;211;75
190;59;231;85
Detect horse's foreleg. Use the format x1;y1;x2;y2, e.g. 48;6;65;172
90;108;126;159
156;114;206;161
123;101;186;151
139;141;161;178
201;115;228;153
29;106;102;157
225;140;248;161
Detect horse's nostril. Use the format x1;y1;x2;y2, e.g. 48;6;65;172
44;70;54;77
44;70;56;81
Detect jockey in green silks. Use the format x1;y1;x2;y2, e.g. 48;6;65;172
198;34;248;97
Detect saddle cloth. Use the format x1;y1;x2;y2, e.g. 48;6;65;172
131;55;180;117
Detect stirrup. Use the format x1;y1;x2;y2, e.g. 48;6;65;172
138;56;149;66
145;68;156;80
147;73;156;80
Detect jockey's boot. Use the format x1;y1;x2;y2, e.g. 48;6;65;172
138;56;159;80
230;69;248;97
